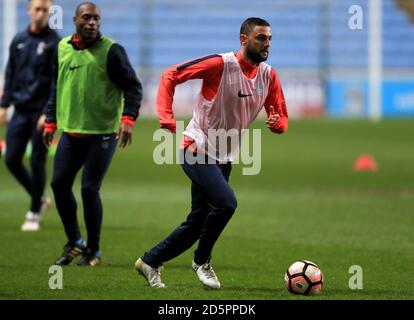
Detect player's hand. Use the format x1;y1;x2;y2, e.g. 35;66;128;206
160;120;176;134
43;130;54;148
36;114;46;132
266;105;280;129
0;108;8;126
42;122;57;148
117;123;133;148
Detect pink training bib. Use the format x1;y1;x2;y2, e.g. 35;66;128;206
184;52;271;162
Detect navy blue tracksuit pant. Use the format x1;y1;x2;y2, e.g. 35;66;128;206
143;150;238;267
5;110;47;213
51;133;117;252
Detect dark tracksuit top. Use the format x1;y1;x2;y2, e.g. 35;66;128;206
0;27;59;214
0;27;60;112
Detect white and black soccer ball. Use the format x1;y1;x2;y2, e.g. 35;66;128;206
285;260;324;296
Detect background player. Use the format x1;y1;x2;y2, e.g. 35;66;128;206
0;0;59;231
43;2;142;266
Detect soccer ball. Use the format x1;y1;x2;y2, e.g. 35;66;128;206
284;260;324;296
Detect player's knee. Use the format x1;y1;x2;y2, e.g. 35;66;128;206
30;158;45;172
5;157;14;171
5;154;20;172
30;153;46;169
81;184;100;196
222;193;238;215
51;176;70;192
50;179;60;192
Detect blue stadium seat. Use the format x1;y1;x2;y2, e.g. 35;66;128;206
3;0;414;69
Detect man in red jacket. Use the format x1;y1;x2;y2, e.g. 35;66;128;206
135;17;288;289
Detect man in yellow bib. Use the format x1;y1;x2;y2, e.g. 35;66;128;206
44;2;142;266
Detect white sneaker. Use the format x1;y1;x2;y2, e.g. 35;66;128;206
135;258;166;288
192;261;221;289
21;211;41;232
21;196;51;232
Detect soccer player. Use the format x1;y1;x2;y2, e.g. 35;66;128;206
135;17;288;288
0;0;59;232
43;2;142;266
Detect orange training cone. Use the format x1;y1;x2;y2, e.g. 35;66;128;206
353;154;378;172
0;139;5;157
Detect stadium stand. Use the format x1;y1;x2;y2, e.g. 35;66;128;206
0;0;412;70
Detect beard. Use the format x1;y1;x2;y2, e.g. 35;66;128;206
246;44;269;64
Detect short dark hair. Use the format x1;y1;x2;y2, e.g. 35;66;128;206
240;17;270;35
75;2;98;15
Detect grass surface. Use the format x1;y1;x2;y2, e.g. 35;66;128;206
0;118;413;300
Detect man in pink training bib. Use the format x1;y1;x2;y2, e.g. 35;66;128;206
135;17;288;289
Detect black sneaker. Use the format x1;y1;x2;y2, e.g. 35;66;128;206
54;241;86;265
76;249;101;266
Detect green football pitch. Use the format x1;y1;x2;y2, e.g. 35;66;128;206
0;118;413;300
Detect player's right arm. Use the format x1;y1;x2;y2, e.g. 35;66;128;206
0;37;17;126
156;54;224;133
43;49;58;148
37;35;60;132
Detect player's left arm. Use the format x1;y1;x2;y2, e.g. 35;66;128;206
264;69;288;134
107;44;143;148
